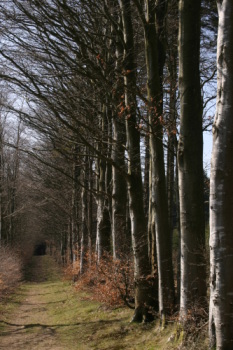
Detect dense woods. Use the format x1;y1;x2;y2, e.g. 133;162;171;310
0;0;232;348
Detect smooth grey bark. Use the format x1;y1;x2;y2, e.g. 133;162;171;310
96;104;111;261
166;101;176;247
144;132;150;220
68;220;73;263
0;121;3;245
167;0;178;248
111;13;128;258
71;144;80;266
145;134;157;292
112;115;127;258
120;0;154;322
87;158;93;264
8;121;21;244
80;153;89;274
209;1;233;349
143;0;175;318
166;0;179;304
61;229;67;266
175;146;181;304
178;0;206;319
60;233;64;265
105;103;113;228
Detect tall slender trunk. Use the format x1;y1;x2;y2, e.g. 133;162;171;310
166;3;179;302
167;1;178;246
96;104;111;260
178;0;206;319
145;133;156;289
88;158;93;263
144;0;175;318
112;115;127;258
80;152;89;274
71;144;80;265
144;131;150;220
105;103;113;242
68;218;73;263
0;121;3;246
112;14;128;258
120;0;154;322
209;1;233;348
167;135;175;244
8;121;21;244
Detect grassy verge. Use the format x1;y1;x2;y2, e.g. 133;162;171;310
43;283;179;350
0;256;208;349
32;259;179;350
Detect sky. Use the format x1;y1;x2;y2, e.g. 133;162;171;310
203;131;212;175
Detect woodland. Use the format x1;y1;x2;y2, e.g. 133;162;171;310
0;0;232;349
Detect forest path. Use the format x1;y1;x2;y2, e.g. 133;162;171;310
0;255;134;350
0;256;74;350
0;255;176;350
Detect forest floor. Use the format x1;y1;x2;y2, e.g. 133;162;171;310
0;256;207;349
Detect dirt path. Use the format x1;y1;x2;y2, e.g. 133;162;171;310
0;256;71;350
0;289;65;350
0;256;181;350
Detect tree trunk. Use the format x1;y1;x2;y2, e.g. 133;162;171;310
209;1;233;348
88;157;93;264
175;144;181;305
80;153;89;274
120;0;154;322
8;120;21;244
144;0;175;318
144;131;150;220
112;115;127;258
166;2;179;302
0;121;3;246
167;0;178;247
111;17;128;258
71;144;80;266
178;0;206;319
96;104;111;260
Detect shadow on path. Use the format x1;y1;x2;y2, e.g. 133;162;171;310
0;256;133;350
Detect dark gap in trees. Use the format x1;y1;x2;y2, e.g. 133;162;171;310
33;242;47;256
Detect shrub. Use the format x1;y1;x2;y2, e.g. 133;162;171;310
0;245;23;298
64;252;135;308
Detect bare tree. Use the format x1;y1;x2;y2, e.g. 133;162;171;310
209;1;233;348
178;0;206;320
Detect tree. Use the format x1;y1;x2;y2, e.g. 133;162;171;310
134;0;175;319
110;0;128;258
119;0;154;322
209;1;233;348
178;0;206;319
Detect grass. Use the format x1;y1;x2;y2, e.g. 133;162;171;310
0;255;209;349
27;275;180;349
0;289;24;327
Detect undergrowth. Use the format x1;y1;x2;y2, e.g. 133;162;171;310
64;252;135;309
0;252;210;349
0;245;23;299
63;252;209;349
